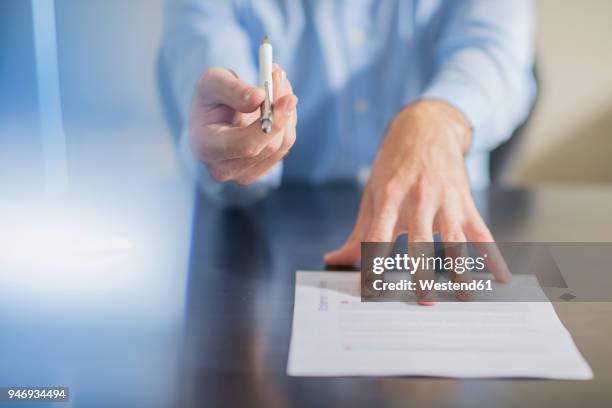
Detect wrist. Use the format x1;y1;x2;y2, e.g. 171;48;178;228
401;99;472;154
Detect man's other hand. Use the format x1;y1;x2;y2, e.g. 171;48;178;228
325;99;511;301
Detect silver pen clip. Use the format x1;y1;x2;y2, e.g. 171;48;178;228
260;80;273;134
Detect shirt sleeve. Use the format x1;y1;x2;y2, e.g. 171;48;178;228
162;0;282;207
422;0;537;154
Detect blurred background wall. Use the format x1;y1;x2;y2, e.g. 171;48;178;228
54;0;164;125
46;0;612;186
50;0;176;197
508;0;612;185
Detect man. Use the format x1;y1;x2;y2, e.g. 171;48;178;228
162;0;535;273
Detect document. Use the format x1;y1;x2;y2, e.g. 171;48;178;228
287;271;592;379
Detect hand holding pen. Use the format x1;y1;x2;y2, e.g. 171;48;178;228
188;37;298;185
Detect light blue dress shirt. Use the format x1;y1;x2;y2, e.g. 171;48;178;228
162;0;536;205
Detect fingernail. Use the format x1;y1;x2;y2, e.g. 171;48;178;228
243;90;251;102
281;70;286;83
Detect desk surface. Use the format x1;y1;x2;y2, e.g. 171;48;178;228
181;186;612;408
2;186;612;408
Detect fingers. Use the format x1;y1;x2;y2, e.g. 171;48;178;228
201;93;298;183
465;208;511;283
272;66;292;101
437;209;472;301
201;67;296;161
197;67;264;113
191;64;299;183
203;93;297;161
408;204;437;306
205;131;282;182
232;100;298;184
323;175;508;309
406;188;436;243
446;241;474;302
364;201;399;243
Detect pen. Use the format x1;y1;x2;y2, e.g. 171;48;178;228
259;36;273;134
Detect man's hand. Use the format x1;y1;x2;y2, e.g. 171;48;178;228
189;66;298;185
325;99;510;290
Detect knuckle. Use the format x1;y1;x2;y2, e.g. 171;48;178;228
367;230;388;242
411;199;434;221
378;180;401;208
198;68;216;88
443;230;465;242
228;76;242;95
271;122;284;134
262;144;276;157
239;144;262;159
412;178;433;202
265;137;283;155
271;115;292;134
471;228;492;242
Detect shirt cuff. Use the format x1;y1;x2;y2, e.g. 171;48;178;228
421;69;493;153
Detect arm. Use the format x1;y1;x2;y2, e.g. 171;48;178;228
325;0;536;302
422;0;537;153
162;0;293;206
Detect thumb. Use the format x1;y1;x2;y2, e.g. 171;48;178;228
325;191;374;266
198;67;264;113
327;205;396;265
324;238;361;266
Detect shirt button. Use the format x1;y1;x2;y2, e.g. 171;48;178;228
354;98;369;114
348;29;365;46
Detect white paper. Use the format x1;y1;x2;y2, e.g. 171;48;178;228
287;271;592;379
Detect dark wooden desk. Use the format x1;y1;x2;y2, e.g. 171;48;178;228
178;186;612;408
